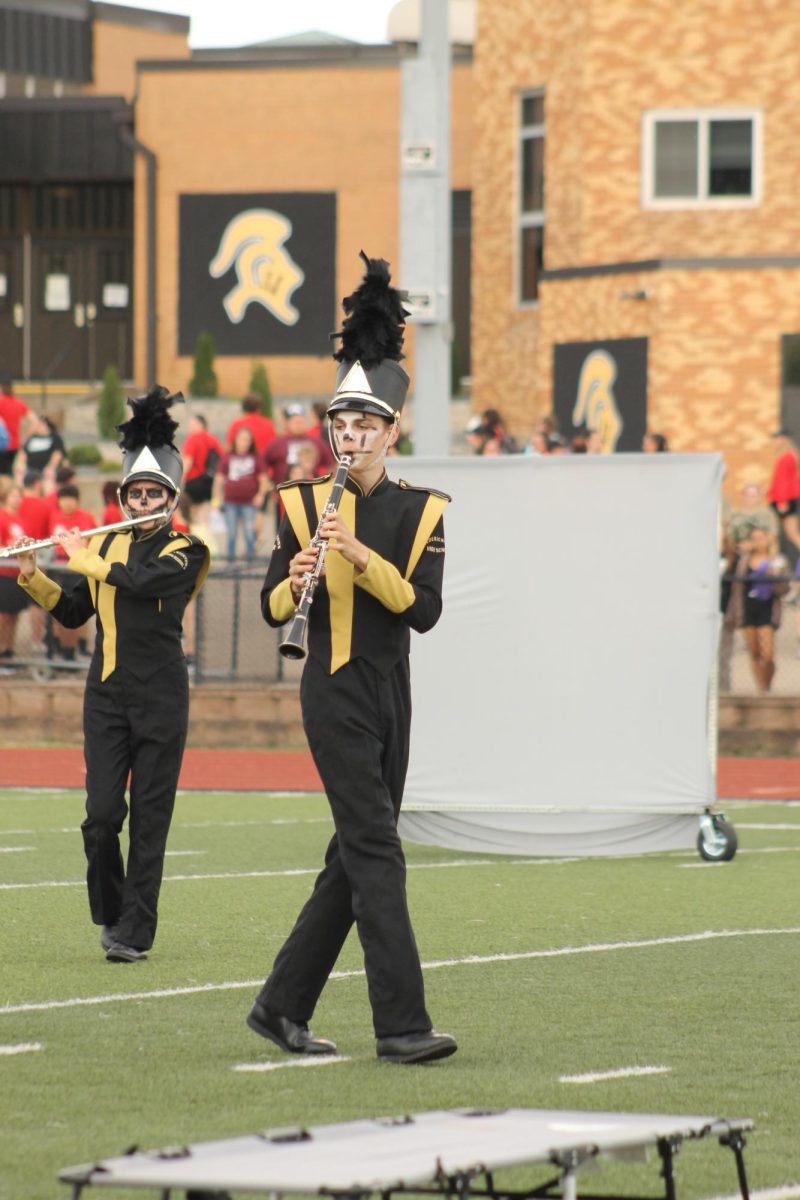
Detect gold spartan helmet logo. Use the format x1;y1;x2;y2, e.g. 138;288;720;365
208;209;304;326
572;349;623;454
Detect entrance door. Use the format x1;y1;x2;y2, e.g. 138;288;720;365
90;239;133;380
30;240;89;380
0;239;25;378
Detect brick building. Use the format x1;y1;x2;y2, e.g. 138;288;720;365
471;0;800;488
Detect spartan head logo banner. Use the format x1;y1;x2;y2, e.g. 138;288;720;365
179;193;336;356
553;338;648;453
209;209;304;326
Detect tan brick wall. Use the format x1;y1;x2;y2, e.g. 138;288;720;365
132;60;472;401
537;266;800;491
472;0;800;484
86;21;190;102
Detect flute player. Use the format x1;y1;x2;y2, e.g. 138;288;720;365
14;387;209;963
247;253;456;1065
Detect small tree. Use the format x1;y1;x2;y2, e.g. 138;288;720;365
249;361;273;418
189;331;218;398
97;365;127;439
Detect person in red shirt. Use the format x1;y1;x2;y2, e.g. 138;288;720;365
0;378;35;479
46;484;97;659
182;414;223;508
0;478;30;664
767;428;800;552
18;471;51;540
226;395;277;456
212;427;268;559
101;480;124;527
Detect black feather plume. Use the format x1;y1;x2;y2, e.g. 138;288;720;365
332;251;409;368
117;385;183;451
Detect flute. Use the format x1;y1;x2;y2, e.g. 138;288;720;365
0;512;169;559
279;455;353;660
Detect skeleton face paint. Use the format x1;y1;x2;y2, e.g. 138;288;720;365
331;412;393;466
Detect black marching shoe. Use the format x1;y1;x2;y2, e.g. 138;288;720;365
106;941;148;963
376;1030;457;1064
246;1000;337;1055
99;925;118;952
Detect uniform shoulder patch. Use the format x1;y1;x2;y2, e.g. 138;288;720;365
398;479;452;502
276;473;332;493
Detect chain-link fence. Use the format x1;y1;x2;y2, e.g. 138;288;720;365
6;560;800;696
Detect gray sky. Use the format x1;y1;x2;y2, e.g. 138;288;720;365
112;0;401;48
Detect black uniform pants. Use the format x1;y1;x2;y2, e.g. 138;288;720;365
81;663;188;949
259;655;431;1039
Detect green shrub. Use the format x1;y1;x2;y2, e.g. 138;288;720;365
68;443;103;467
97;365;126;438
189;331;218;398
249;362;273;417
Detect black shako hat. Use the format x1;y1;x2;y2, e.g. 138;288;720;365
117;384;184;494
328;251;410;422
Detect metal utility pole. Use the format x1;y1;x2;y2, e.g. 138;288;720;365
400;0;451;455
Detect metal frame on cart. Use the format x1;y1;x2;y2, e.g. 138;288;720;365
58;1109;754;1200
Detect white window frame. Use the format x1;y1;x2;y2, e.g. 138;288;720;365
641;108;763;210
516;88;546;308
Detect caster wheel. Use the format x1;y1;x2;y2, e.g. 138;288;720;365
697;815;738;862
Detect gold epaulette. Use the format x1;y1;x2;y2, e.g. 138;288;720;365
399;479;452;502
276;473;332;492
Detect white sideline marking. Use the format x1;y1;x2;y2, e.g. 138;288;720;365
2;927;798;1016
560;1065;671;1084
233;1056;350;1073
0;846;33;853
0;1042;42;1055
737;823;800;830
0;857;576;891
708;1189;800;1200
164;850;206;857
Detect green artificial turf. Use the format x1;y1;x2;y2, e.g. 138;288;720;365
0;790;798;1200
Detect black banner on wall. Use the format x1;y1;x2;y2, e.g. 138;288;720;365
552;337;648;452
178;193;336;356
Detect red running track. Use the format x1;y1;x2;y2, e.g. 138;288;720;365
0;748;798;799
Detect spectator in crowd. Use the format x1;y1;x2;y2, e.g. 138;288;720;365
0;378;35;478
0;478;29;668
212;427;268;561
586;429;604;454
729;525;790;693
766;428;800;551
18;470;51;541
481;407;519;452
44;464;78;512
719;483;781;691
17;414;66;480
307;401;329;441
225;394;277;456
263;404;335;489
182;414;224;511
465;414;492;454
46;484;97;661
571;433;589;453
101;480;124;526
643;431;669;452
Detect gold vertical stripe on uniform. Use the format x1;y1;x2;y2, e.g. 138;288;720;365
97;534;132;681
280;486;313;549
325;487;355;673
405;495;449;579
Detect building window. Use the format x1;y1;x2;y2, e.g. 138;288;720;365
518;90;545;304
642;109;761;208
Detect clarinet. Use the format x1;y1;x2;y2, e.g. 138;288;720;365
279;454;353;660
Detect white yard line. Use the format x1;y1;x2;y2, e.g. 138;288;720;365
2;927;799;1016
233;1056;350;1072
164;850;206;857
0;846;33;852
560;1065;671;1084
0;1042;42;1055
0;857;576;891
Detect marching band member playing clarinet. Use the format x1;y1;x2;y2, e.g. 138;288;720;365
248;253;456;1065
16;387;209;963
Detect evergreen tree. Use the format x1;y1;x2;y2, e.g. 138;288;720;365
249;361;273;418
189;332;219;398
97;365;126;438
